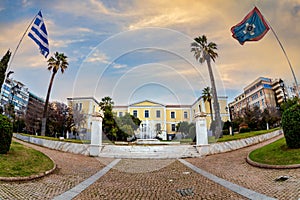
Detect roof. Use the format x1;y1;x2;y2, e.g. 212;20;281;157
67;96;99;104
129;99;166;107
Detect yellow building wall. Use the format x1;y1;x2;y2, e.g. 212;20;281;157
128;107;165;121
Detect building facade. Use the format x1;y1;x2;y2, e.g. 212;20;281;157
24;92;45;134
229;77;287;120
0;78;29;115
68;96;229;136
67;97;100;133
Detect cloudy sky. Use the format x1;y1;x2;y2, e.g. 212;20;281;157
0;0;299;106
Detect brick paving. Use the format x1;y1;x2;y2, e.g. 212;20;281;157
1;135;299;199
186;135;300;200
0;138;113;200
74;159;246;200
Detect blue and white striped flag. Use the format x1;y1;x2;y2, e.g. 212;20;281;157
28;11;49;58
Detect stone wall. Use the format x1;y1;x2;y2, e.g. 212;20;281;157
14;129;283;158
14;134;90;156
196;129;283;156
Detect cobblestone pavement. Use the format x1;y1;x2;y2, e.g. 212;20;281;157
1;135;299;199
187;135;300;200
0;138;113;200
74;159;247;200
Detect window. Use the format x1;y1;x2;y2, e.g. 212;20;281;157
171;111;175;119
184;111;188;119
133;110;137;117
119;112;123;117
253;101;260;108
171;124;176;131
76;103;82;111
156;123;161;131
156;110;161;118
144;110;149;118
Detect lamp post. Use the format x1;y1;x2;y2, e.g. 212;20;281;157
279;79;287;102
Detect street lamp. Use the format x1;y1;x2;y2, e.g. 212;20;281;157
279;79;287;102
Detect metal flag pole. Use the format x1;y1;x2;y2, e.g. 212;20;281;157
261;11;300;97
269;26;299;97
7;11;40;73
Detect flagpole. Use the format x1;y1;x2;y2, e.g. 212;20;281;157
7;11;40;73
263;17;300;97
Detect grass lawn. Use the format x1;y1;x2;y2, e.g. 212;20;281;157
0;141;54;177
19;133;91;144
249;137;300;165
217;127;281;143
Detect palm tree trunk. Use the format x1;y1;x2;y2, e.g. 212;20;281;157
205;55;222;138
209;100;213;124
41;72;56;136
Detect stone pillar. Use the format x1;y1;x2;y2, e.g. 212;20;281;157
195;112;208;145
89;114;103;156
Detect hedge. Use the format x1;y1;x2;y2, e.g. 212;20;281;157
0;114;13;154
282;104;300;149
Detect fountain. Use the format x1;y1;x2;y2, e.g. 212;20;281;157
136;120;161;144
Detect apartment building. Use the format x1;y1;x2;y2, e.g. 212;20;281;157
229;77;287;120
0;78;29;115
24;92;44;134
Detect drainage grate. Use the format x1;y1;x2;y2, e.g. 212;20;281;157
274;176;290;182
176;187;194;197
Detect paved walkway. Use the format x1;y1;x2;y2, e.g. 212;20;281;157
0;136;299;199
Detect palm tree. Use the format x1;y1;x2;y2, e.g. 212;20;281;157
41;52;68;136
202;86;213;124
191;35;222;138
99;96;114;110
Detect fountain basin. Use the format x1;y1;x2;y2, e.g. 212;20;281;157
135;139;180;145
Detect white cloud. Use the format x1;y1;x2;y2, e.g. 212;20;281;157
112;63;127;69
51;38;86;48
86;50;110;63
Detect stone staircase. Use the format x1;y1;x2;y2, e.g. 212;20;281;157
180;145;200;158
98;145;201;159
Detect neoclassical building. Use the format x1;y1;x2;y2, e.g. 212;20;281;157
67;96;229;136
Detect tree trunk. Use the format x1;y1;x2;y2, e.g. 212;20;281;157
41;72;56;136
209;100;214;124
205;54;222;138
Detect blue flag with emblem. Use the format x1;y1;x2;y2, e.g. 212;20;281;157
231;7;269;45
28;11;49;58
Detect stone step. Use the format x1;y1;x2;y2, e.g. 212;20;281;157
98;145;201;159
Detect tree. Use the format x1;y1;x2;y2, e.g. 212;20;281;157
47;102;68;137
176;121;190;135
99;96;114;110
42;52;68;136
202;86;213;127
191;35;222;138
0;114;13;154
0;50;11;93
100;97;117;141
282;104;300;148
281;96;299;112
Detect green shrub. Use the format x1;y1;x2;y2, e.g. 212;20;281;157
239;127;251;133
222;129;230;135
0;114;13;154
282;104;300;149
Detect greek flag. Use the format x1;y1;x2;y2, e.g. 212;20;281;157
231;7;269;45
28;11;49;58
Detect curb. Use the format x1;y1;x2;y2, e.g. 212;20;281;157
246;153;300;169
0;156;57;182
